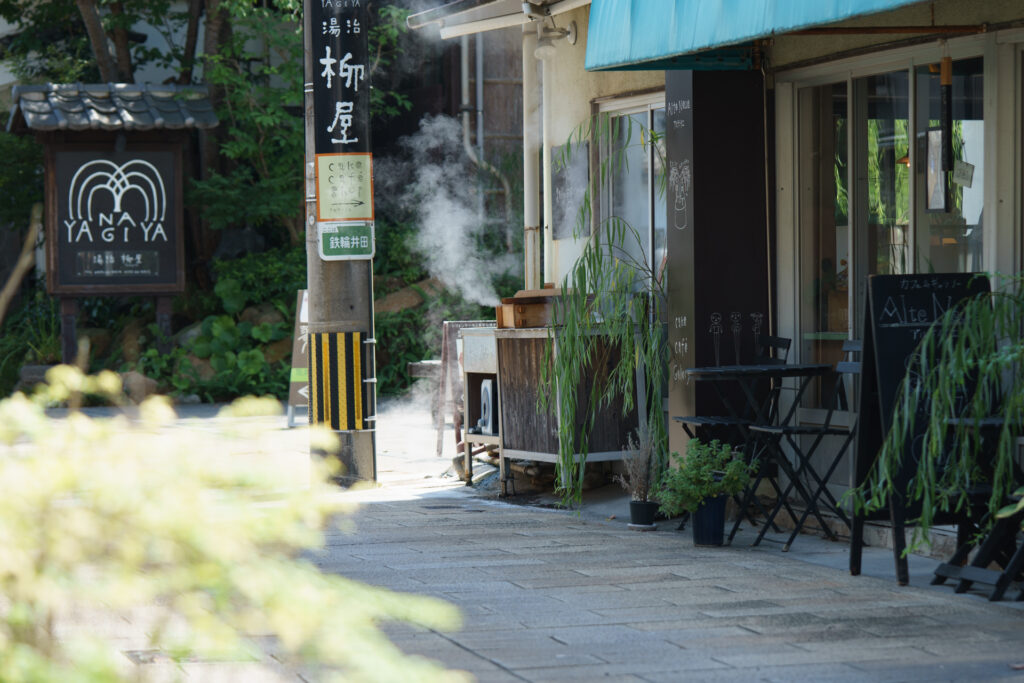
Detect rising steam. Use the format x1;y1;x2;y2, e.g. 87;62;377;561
382;114;517;307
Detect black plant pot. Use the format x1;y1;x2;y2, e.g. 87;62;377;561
691;494;727;546
629;500;659;527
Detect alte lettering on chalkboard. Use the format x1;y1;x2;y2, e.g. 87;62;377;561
878;293;954;328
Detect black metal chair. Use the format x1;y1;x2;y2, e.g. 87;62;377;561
754;335;791;365
746;339;861;550
674;335;791;439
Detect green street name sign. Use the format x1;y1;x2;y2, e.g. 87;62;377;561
317;221;374;261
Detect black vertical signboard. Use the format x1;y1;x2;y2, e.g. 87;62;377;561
665;71;696;460
311;0;374;260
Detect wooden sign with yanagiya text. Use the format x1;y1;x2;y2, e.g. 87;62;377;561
47;144;184;295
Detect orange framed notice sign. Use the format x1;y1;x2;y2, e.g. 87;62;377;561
315;152;374;222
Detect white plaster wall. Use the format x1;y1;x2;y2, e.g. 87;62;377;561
544;6;664;284
132;3;207;85
0;2;204;93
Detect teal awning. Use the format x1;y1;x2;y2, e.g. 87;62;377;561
585;0;928;71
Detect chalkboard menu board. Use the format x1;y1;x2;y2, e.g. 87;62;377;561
851;272;990;582
860;273;990;459
47;145;184;295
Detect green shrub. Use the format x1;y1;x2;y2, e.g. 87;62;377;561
0;131;43;230
212;245;307;312
0;287;61;397
657;439;753;516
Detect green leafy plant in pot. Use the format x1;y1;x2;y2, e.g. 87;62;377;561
615;426;660;527
657;439;753;546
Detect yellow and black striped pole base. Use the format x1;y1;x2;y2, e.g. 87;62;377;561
308;331;365;431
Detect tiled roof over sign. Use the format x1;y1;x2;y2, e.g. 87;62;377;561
6;83;218;133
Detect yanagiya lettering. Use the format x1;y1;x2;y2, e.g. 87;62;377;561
65;159;169;244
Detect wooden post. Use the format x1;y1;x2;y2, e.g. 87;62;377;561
303;0;376;482
156;296;173;354
60;298;79;365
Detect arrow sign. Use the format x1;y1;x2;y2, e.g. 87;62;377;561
316;152;374;222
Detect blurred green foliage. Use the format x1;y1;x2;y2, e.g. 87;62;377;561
0;369;466;682
0;133;43;231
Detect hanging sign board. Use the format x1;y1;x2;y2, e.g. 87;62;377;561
48;145;184;295
311;0;373;260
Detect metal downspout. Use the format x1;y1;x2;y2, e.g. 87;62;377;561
522;26;541;289
539;25;553;285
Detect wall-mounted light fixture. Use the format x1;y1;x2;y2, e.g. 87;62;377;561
534;20;576;59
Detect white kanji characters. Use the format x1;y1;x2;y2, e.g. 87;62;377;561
347;18;360;34
338;52;364;91
359;235;369;249
319;46;338;88
322;18;340;37
327;101;358;145
319;46;365;93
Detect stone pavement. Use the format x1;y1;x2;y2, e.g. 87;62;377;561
53;398;1024;681
322;399;1024;683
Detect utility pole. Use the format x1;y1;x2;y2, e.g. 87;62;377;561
303;0;377;481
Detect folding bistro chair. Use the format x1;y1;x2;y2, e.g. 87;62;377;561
754;335;791;365
674;336;791;439
747;339;861;550
674;337;793;536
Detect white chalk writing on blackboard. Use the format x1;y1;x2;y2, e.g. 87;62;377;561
666;99;691;117
669;160;691;230
709;312;723;366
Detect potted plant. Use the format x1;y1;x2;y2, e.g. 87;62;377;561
657;439;752;546
539;114;670;509
615;426;659;528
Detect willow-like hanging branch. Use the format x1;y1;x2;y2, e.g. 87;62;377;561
848;272;1024;548
538;114;669;508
